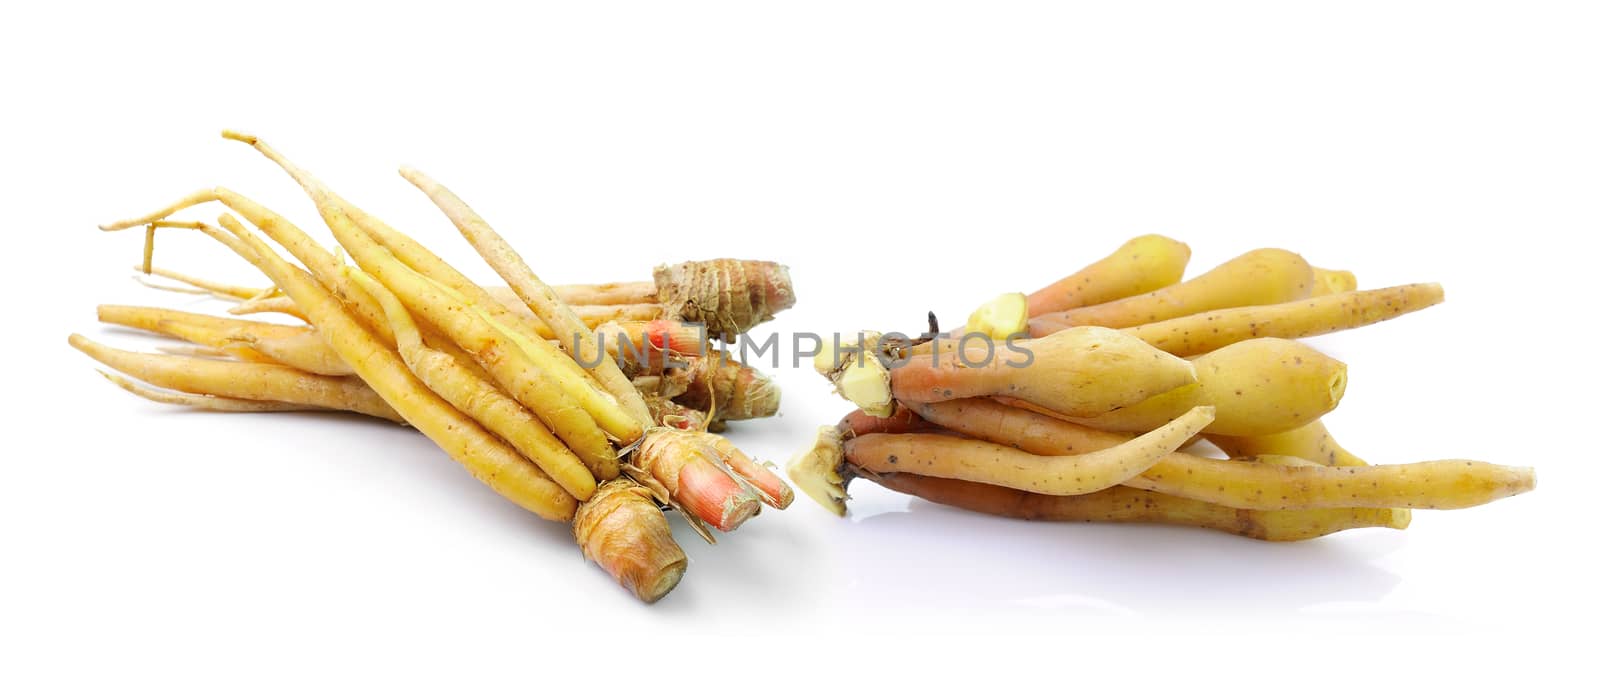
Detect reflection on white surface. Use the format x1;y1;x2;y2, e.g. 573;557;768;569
834;482;1425;627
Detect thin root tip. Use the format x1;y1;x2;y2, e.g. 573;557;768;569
220;130;257;145
396;165;430;186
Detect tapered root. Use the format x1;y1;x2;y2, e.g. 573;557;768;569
843;406;1216;496
398;165;654;430
1029;248;1314;335
98;305;309;344
913;398;1533;511
70;333;403;422
1123;283;1445;357
133;265;266;301
1026;234;1192;315
97;370;323;413
867;474;1410;542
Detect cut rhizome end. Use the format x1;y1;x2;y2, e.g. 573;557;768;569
786;425;852;517
813;331;895;418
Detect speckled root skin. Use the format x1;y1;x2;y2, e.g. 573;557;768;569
653;259;795;341
1208;419;1368;468
889;326;1198;418
912;398;1534;511
574;479;687;603
841;406;1215;496
1061;337;1347;437
1122;283;1445;357
1026;234;1192;315
1029;248;1314;336
866;472;1410;542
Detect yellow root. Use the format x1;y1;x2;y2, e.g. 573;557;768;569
554;281;658;306
1209;419;1368;468
1029;248;1314;334
70;333;403;422
96;304;346;372
219;132;560;354
1122;283;1445;357
866;473;1409;542
99;305;310;343
152;319;283;365
844;407;1216;495
1061;337;1346;437
884;327;1198;418
1026;234;1193;315
102;195;382;338
153;345;231;358
97;370;325;414
218;133;632;466
226;330;354;377
133;265;266;300
399;166;653;430
913;399;1533;511
487;292;665;337
227;295;306;320
328;213;624;473
349;266;598;500
1209;419;1413;525
112;208;579;521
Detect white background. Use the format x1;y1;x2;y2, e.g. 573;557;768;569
3;1;1596;687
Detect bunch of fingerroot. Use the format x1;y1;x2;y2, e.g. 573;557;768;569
73;131;798;602
791;235;1534;541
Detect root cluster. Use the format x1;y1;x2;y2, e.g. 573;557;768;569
74;131;798;602
792;236;1534;542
